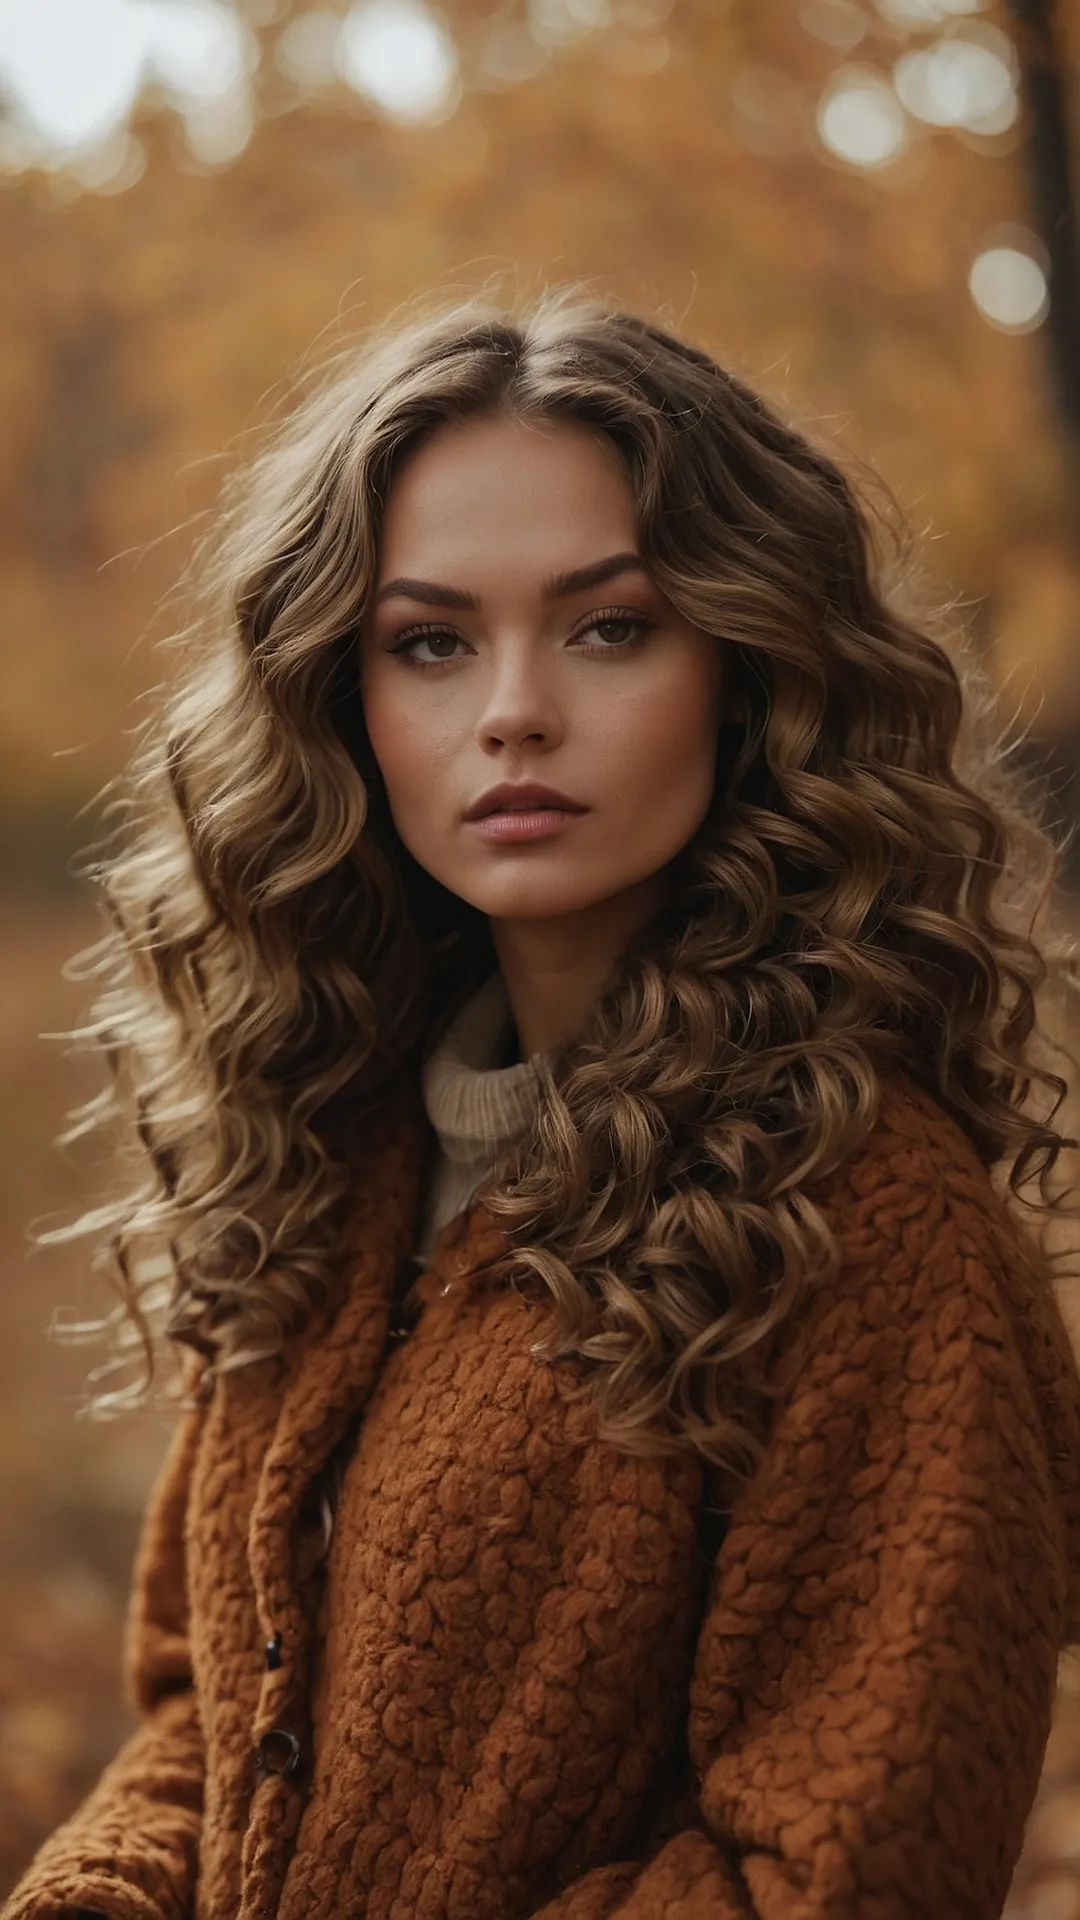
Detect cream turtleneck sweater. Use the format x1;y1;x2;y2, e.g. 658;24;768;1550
414;971;547;1265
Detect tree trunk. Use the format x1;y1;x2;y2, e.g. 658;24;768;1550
1004;0;1080;487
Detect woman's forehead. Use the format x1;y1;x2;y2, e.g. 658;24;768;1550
373;416;638;583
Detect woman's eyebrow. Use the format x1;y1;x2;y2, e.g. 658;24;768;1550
372;551;648;610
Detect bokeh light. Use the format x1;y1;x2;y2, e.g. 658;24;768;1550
817;67;908;168
336;0;460;122
969;245;1050;333
0;0;253;163
893;24;1018;135
0;0;147;150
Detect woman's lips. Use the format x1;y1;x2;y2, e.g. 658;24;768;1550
468;808;586;843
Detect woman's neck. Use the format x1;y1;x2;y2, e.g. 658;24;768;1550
489;872;667;1057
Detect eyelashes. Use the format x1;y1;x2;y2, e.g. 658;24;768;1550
385;606;655;671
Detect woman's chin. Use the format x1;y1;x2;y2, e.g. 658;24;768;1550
457;875;612;925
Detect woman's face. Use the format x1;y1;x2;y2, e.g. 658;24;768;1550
358;411;726;932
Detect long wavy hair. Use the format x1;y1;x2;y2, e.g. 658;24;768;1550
46;281;1080;1485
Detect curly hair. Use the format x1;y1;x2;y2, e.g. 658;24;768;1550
44;279;1080;1485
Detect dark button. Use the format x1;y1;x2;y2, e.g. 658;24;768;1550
264;1631;283;1671
254;1728;304;1781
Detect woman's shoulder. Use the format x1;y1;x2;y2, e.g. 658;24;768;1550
753;1067;1079;1454
767;1070;1080;1623
810;1068;1039;1280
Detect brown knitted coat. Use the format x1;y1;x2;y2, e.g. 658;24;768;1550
7;1074;1080;1920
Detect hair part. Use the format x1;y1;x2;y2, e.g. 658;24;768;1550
43;278;1080;1490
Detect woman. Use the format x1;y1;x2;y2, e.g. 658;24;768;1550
7;285;1080;1920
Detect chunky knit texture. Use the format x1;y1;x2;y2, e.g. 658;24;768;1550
7;1072;1080;1920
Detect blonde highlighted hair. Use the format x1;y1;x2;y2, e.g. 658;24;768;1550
47;280;1080;1484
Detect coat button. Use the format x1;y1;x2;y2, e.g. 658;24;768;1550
264;1631;283;1670
254;1728;304;1781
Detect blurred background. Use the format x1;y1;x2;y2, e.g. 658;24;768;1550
1;0;1079;1908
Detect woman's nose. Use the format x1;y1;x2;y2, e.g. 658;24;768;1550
474;643;564;751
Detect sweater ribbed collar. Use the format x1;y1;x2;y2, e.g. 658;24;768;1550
421;971;545;1166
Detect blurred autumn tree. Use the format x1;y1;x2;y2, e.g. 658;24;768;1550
2;0;1080;1904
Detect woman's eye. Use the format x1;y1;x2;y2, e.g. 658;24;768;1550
581;614;650;649
390;627;464;665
